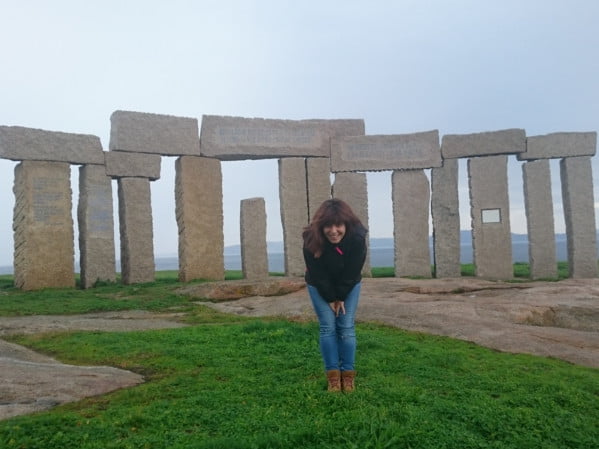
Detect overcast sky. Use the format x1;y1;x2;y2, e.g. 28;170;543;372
1;0;598;266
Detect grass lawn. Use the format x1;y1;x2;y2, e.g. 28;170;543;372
0;267;597;448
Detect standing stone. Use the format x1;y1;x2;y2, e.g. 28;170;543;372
560;156;598;278
306;157;331;221
468;156;513;279
13;161;74;290
392;170;432;278
332;172;371;276
431;159;461;278
78;165;117;288
279;158;308;277
175;156;224;282
522;160;557;279
118;178;155;284
240;197;269;280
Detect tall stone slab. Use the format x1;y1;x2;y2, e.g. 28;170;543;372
175;156;224;282
279;158;308;277
240;197;269;280
306;157;331;220
392;170;432;278
109;110;200;156
431;159;461;278
332;172;371;276
468;156;513;279
118;178;155;284
331;130;441;172
13;161;74;290
522;160;557;279
560;156;598;278
78;165;117;288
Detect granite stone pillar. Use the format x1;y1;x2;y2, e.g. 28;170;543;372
117;177;155;284
13;161;75;290
306;157;331;221
392;169;432;278
431;159;461;278
175;156;224;282
332;171;371;276
240;197;269;279
78;164;117;288
279;158;309;277
560;156;598;278
468;155;513;279
522;160;557;279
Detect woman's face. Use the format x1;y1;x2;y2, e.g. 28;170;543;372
323;223;346;244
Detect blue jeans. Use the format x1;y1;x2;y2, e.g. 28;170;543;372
308;282;361;372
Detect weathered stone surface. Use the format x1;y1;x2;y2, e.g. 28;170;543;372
178;277;306;301
442;128;526;159
13;161;75;290
109;110;200;156
560;156;598;278
78;165;117;288
332;172;371;276
392;170;432;277
104;150;161;180
522;160;557;279
175;156;224;282
200;115;331;160
519;132;597;160
279;158;308;277
0;125;104;164
468;155;513;279
306;157;331;221
431;159;461;278
240;197;269;280
331;130;441;172
304;118;365;139
118;177;155;284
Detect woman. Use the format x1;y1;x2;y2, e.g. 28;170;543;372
302;198;368;392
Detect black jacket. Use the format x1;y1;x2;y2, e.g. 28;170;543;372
303;226;367;302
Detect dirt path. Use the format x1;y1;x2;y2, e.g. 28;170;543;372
1;277;598;420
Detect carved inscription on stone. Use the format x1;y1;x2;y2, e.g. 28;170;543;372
87;186;114;233
216;126;317;147
200;115;330;159
331;131;441;172
33;178;68;226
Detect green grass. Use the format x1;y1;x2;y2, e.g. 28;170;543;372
0;268;597;448
2;320;598;449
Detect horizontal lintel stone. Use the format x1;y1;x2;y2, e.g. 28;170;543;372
0;125;104;164
330;130;441;172
104;151;161;180
109;110;200;156
518;132;597;161
441;128;526;159
200;115;340;160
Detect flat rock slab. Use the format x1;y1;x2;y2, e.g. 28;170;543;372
177;277;306;301
199;277;599;369
0;310;187;420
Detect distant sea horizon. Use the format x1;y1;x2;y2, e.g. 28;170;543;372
1;232;595;275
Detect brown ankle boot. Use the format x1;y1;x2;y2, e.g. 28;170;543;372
326;370;341;392
341;370;356;392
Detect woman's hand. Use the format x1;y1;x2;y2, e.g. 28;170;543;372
329;301;346;316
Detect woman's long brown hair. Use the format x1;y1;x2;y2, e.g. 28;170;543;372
302;198;365;257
